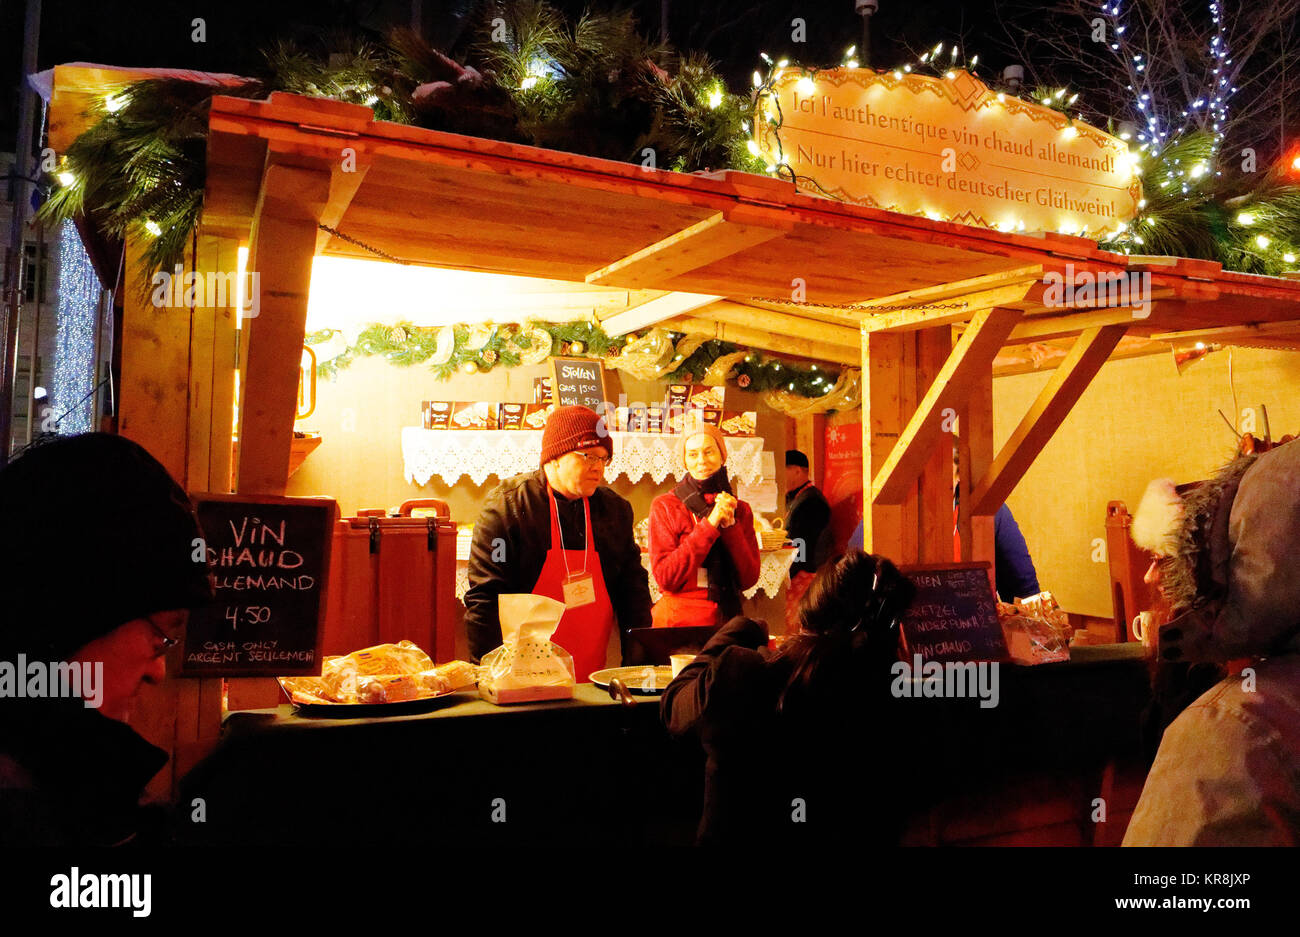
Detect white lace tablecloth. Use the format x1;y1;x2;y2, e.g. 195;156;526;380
641;548;797;602
404;427;765;488
452;530;795;604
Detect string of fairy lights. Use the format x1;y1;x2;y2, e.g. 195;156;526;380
52;220;102;436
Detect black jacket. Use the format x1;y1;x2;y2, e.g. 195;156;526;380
661;616;899;846
465;470;653;663
0;697;171;846
784;482;833;576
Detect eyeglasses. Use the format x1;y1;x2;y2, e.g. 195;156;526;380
573;450;613;467
147;618;180;657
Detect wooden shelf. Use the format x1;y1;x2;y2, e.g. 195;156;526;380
288;435;322;477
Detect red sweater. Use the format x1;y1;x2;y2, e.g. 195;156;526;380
649;492;761;601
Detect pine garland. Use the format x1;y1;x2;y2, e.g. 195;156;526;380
306;319;840;400
1101;130;1300;276
39;77;263;285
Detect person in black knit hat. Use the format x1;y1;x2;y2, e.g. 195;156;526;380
0;433;214;846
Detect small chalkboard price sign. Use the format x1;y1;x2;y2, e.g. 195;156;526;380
551;356;607;414
898;562;1008;663
182;494;336;677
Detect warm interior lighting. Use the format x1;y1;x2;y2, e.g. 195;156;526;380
304;256;620;334
235;246;249;328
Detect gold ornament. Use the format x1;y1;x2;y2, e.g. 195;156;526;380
570;341;585;354
387;326;408;345
461;360;479;374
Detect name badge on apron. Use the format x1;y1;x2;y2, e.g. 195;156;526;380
563;572;597;608
697;567;708;589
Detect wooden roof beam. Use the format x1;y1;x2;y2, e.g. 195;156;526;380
665;316;860;366
315;153;372;253
600;292;723;336
871;306;1024;504
585;206;791;289
973;324;1128;514
859;267;1045;333
692;300;861;348
1004;307;1151;343
1150;320;1300;343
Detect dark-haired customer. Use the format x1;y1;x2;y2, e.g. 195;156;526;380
661;551;915;845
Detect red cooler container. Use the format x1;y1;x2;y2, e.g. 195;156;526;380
322;499;459;662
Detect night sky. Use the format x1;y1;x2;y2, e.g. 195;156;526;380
2;0;1013;146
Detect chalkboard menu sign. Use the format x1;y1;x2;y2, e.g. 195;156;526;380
182;494;336;677
551;357;607;413
898;563;1008;664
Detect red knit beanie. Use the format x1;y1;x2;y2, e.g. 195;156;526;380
678;422;728;469
539;405;613;467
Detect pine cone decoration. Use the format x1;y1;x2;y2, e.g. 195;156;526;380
388;326;408;344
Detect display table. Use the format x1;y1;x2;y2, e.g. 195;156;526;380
180;645;1153;847
402;427;766;487
452;531;795;603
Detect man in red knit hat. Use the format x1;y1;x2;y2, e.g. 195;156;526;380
465;405;652;679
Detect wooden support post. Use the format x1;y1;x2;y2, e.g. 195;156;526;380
236;160;330;495
117;236;193;802
973;324;1127;515
118;237;190;477
958;369;996;591
861;330;914;561
916;327;953;564
872;306;1022;504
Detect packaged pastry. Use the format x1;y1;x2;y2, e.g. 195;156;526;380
452;401;498;430
282;641;482;705
423;401;453;430
524;403;553;430
533;377;553;405
499;402;527;430
689;385;725;410
664;407;692;435
645;404;666;433
666;384;691;409
999;593;1071;664
719;410;756;436
479;594;576;704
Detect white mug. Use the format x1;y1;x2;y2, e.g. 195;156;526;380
1132;611;1155;648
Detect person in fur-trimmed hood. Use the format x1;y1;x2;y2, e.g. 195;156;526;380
1122;441;1300;846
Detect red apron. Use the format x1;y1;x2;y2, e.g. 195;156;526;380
531;486;616;682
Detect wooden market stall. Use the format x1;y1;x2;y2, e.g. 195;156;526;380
47;66;1300;842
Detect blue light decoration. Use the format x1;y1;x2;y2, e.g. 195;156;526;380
52;219;103;435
